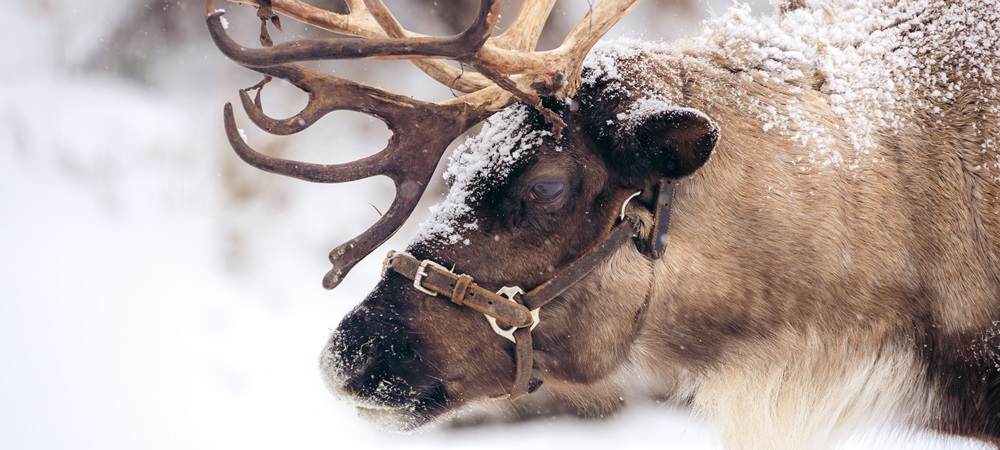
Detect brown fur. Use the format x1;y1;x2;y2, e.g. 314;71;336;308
321;1;1000;447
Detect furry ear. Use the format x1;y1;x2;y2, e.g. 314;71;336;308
609;107;719;184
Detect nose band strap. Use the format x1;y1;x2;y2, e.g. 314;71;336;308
386;253;534;328
382;220;634;400
381;178;678;400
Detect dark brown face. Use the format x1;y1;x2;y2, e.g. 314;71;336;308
320;92;719;430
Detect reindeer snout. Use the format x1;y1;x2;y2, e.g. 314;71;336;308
320;310;384;398
320;304;438;408
323;329;375;386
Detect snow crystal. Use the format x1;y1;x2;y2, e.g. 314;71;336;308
411;105;550;246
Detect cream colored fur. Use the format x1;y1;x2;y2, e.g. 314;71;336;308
694;333;937;449
577;0;1000;445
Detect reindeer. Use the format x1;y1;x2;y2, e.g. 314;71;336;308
206;0;1000;447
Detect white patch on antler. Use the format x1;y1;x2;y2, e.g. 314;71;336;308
412;105;551;246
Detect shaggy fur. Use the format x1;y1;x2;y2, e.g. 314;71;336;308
322;0;1000;447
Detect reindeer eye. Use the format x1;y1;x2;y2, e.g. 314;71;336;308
529;181;565;202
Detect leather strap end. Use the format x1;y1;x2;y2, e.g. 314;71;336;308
646;179;675;260
381;250;397;278
508;327;534;400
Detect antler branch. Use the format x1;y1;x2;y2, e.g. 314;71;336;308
206;0;636;289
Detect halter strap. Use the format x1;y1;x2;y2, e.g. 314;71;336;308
386;254;534;328
384;222;633;399
383;178;677;399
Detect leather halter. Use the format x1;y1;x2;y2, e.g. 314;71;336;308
383;179;676;399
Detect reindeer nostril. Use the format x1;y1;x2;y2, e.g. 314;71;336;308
327;329;379;380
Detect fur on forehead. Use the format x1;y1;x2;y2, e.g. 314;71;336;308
410;103;563;247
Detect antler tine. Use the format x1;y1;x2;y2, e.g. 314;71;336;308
223;103;381;182
319;121;476;289
232;62;410;136
226;0;493;92
491;0;557;52
477;0;640;95
220;60;492;179
361;0;412;38
361;0;558;93
321;183;415;290
208;1;500;67
552;0;641;92
237;88;312;136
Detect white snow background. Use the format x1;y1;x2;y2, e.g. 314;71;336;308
0;0;990;448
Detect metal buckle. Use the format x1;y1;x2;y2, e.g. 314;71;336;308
485;286;541;343
413;259;448;296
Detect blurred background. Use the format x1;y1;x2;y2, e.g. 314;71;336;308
0;0;987;449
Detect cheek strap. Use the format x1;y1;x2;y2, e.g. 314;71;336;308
382;178;678;400
383;221;636;400
644;179;676;259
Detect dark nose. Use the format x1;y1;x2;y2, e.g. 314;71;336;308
322;303;429;406
327;308;380;382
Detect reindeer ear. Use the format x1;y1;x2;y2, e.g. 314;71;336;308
606;107;719;184
636;108;718;177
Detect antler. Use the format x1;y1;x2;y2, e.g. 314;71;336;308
206;0;638;289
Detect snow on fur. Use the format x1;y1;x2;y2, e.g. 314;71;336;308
412;0;1000;246
588;0;999;170
704;0;1000;169
411;105;551;246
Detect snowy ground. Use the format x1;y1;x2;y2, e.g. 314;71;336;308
0;1;992;449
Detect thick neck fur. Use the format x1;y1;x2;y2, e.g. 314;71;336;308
323;1;1000;446
555;3;1000;444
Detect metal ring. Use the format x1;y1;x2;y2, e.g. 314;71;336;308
484;286;540;343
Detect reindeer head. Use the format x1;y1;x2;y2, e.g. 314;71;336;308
207;0;716;430
324;96;717;428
